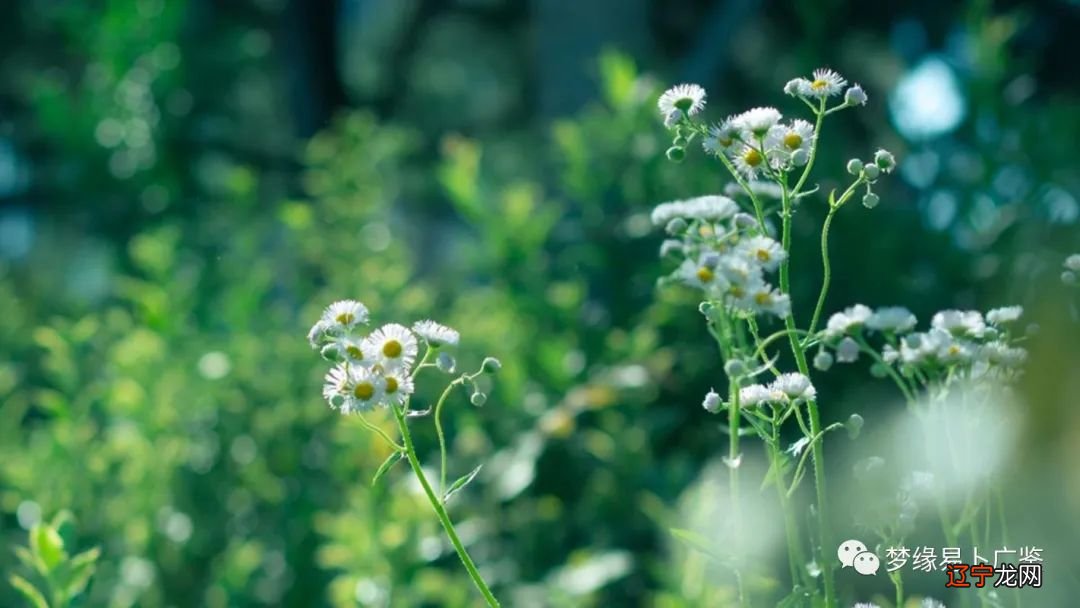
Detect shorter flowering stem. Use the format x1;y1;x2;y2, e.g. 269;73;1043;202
391;403;501;607
432;378;463;495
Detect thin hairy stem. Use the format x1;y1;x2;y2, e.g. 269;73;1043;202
392;403;501;607
357;413;405;451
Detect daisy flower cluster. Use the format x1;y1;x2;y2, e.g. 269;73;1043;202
817;304;1028;382
652;194;791;319
307;299;461;413
1062;253;1080;285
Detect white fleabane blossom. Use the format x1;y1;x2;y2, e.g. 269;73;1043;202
979;342;1027;368
337;335;375;365
920;599;946;608
739;384;778;407
307;319;332;348
677;257;728;292
724;180;784;200
853;604;881;608
650;195;738;225
770;373;816;402
1065;253;1080;272
799;68;847;98
380;369;416;407
866;306;917;333
734;107;782;140
739;283;792;318
765;120;814;167
364;323;419;372
412;320;460;348
783;78;807;97
986;306;1023;325
931;310;986;338
738;236;786;271
823;304;872;339
733;144;767;178
324;364;384;413
703;120;740;155
658;84;706;118
321;300;370;333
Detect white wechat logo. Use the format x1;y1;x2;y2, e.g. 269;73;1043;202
837;539;879;575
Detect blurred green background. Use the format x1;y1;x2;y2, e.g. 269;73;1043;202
1;0;1078;606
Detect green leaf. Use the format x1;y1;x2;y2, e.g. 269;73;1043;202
443;464;482;503
9;574;49;608
63;547;100;600
371;451;403;486
30;524;66;573
13;546;36;570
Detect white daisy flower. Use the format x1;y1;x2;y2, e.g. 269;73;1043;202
866;306;917;333
677;257;730;292
724;180;784;200
738;235;786;271
412;320;460;348
717;257;763;296
379;369;416;407
920;599;946;608
739;384;778;407
823;304;873;339
320;300;370;332
650;200;688;226
734;107;782;140
931;310;986;338
853;604;881;608
770;373;816;402
337;335;376;366
736;282;791;318
836;337;860;363
364;323;419;372
765;120;814;166
979;342;1027;368
783;78;809;97
932;333;977;364
798;68;847;98
657;83;706;118
681;195;739;222
702;120;740;155
702;389;722;413
324;364;384;413
986;306;1023;325
1065;253;1080;272
733;144;768;178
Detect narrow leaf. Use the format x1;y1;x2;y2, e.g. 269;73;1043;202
64;548;100;599
371;451;403;486
32;524;66;571
669;528;722;563
9;575;49;608
443;464;483;503
13;546;36;570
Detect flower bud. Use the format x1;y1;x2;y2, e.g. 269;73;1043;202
836;337;860;363
813;350;834;371
437;351;457;374
733;213;758;229
481;356;502;374
320;343;344;363
659;239;683;258
1062;270;1077;286
663;109;683;129
845;413;864;439
862;192;880;209
844;85;867;106
702;389;722;413
665;217;688;235
698;301;714;317
665;146;686;162
724;359;746;378
870;362;888;378
862;164;880;180
874;149;896;172
701;252;721;269
846;158;863;176
791;148;809;166
783;79;801;96
470;392;487;406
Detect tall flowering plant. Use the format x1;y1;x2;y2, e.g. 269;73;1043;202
307;301;503;607
652;69;1027;607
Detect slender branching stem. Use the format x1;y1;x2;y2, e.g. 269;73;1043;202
391;403;500;607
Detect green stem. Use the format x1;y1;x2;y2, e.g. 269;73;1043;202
889;569;904;608
391;403;501;607
806;209;836;339
770;415;809;590
357;413;405;452
727;369;749;608
432;379;460;494
779;184;835;608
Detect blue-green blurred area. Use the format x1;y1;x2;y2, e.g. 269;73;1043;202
1;0;1077;606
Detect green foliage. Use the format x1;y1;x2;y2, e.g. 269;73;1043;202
9;512;100;608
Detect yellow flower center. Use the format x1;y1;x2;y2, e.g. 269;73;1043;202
783;133;802;149
755;292;771;305
699;225;714;237
947;345;961;356
383;340;402;358
743;149;762;167
696;267;714;283
345;345;363;360
756;249;771;262
385;377;399;394
719;136;733;147
730;286;745;298
811;79;828;90
353;382;375;400
336;312;354;325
